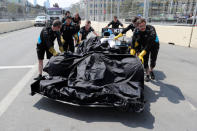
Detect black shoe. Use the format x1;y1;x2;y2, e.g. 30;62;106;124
145;75;150;82
150;71;155;80
34;74;42;80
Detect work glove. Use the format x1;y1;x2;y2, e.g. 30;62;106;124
59;46;64;53
135;41;139;47
138;50;147;64
49;47;59;56
74;34;78;40
114;33;123;40
130;49;136;56
61;36;65;44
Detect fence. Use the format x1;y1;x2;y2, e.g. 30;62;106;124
85;0;197;25
0;0;45;22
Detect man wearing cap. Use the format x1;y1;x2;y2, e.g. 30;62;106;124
34;20;64;80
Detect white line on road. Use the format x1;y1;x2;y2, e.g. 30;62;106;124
0;64;37;117
0;65;35;70
187;101;197;111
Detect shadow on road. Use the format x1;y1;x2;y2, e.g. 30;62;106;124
148;70;185;104
34;88;155;129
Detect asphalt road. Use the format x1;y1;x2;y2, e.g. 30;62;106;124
0;27;197;131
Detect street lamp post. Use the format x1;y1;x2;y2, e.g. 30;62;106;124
111;0;112;21
188;1;197;47
117;0;120;18
93;0;95;21
143;0;149;20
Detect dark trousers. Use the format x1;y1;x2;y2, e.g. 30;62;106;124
63;40;74;53
144;43;160;69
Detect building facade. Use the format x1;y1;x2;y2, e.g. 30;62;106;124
84;0;125;21
44;0;50;8
7;0;26;6
34;0;37;6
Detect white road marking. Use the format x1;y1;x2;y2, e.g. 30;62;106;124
0;32;59;117
0;65;35;70
187;101;197;111
0;64;37;117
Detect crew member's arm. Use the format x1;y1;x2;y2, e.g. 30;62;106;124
60;25;65;44
78;18;81;26
93;31;99;36
130;30;138;56
91;28;99;36
44;33;58;56
122;24;135;34
105;21;112;28
78;28;83;43
79;20;81;26
61;18;65;24
114;23;133;40
119;20;124;28
56;32;64;53
79;33;82;43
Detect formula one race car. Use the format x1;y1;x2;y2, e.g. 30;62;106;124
100;28;132;54
31;29;145;112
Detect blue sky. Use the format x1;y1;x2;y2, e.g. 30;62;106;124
28;0;80;8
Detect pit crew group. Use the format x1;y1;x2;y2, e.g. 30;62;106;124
34;11;160;83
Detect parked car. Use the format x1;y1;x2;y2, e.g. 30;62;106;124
34;16;46;27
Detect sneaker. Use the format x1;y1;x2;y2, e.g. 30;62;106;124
150;71;155;80
34;74;42;80
145;75;150;82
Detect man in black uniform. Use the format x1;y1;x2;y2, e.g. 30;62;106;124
105;16;124;28
72;13;81;26
79;20;99;42
114;16;140;40
130;18;160;82
72;13;81;44
61;11;71;24
34;20;64;80
60;16;77;52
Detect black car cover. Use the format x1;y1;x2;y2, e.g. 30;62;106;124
31;37;145;112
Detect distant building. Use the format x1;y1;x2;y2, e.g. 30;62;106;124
44;0;50;8
34;0;37;6
85;0;125;21
7;0;26;6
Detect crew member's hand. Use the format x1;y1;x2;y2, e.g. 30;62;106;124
135;41;139;47
78;40;81;44
130;49;136;56
53;52;59;56
138;55;144;64
59;46;64;53
61;36;65;44
138;50;147;64
114;33;123;40
49;47;59;56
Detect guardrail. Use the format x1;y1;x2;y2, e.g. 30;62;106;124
0;20;34;34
